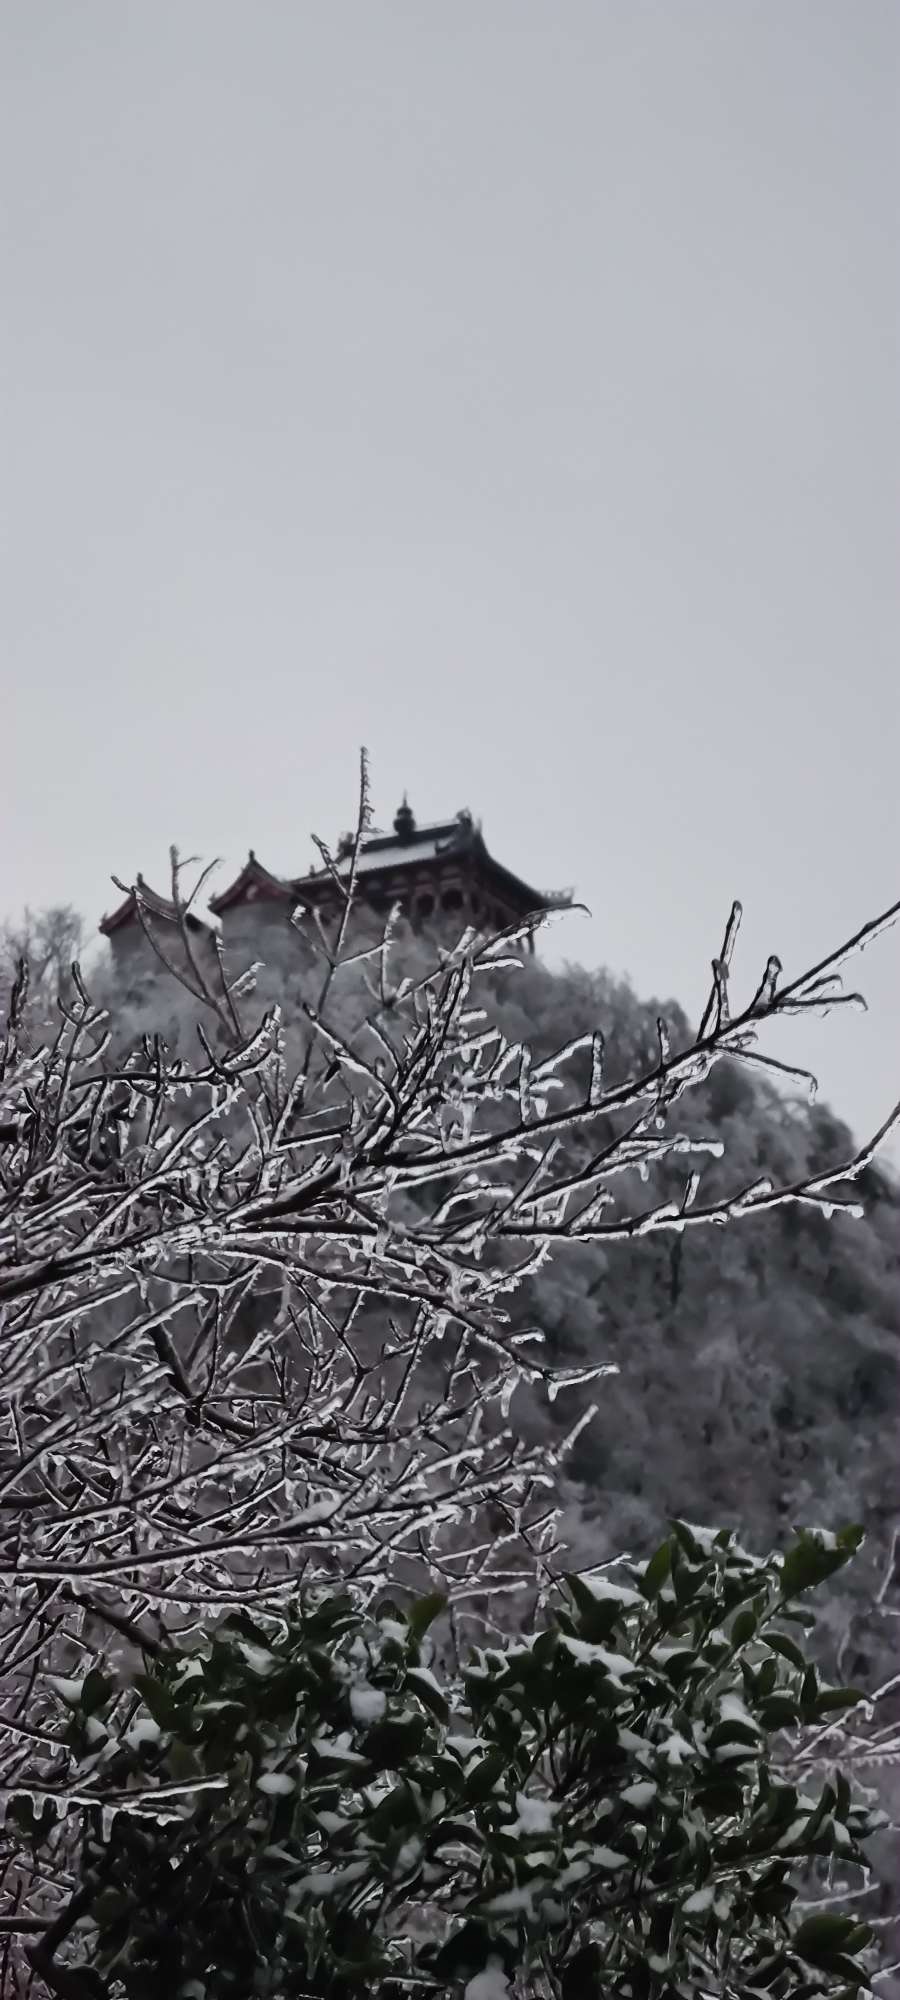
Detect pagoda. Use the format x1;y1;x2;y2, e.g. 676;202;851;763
100;803;573;967
99;874;219;982
208;801;573;953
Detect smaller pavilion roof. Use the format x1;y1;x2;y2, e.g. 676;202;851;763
208;851;300;916
99;875;217;939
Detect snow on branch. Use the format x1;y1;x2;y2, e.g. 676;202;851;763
0;771;897;1958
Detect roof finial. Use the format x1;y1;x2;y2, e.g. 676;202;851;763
393;795;416;841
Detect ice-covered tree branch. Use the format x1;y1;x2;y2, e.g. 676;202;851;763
1;774;898;1979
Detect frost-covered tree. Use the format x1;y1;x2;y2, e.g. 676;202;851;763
1;759;898;1989
0;906;85;1053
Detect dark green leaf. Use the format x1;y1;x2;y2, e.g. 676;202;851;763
465;1749;508;1803
800;1665;819;1707
565;1573;626;1642
755;1657;780;1698
426;1919;514;1979
835;1771;852;1823
794;1913;866;1957
758;1696;801;1729
562;1941;605;1996
671;1520;706;1562
672;1560;702;1607
427;1817;484;1852
78;1667;112;1716
406;1591;448;1643
361;1714;426;1770
749;1951;789;1986
707;1720;760;1753
815;1687;864;1715
640;1541;672;1600
131;1675;177;1731
780;1527;864;1601
692;1780;745;1817
331;1909;379;1964
765;1630;807;1671
406;1666;449;1720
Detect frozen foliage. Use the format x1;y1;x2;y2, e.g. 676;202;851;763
0;904;85;1057
1;757;899;1987
14;1526;888;1998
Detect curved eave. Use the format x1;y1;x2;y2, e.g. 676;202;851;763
475;850;565;913
99;879;175;936
99;883;216;940
98;891;141;936
289;844;567;916
208;855;297;915
290;870;340;906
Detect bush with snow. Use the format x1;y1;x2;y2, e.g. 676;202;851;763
3;781;898;1989
20;1523;883;1998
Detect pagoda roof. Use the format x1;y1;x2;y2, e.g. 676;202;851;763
291;807;570;915
207;851;300;916
99;875;217;940
294;812;477;888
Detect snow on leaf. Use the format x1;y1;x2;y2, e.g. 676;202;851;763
510;1791;558;1836
124;1717;162;1749
621;1781;657;1808
445;1733;489;1759
660;1731;696;1766
174;1658;205;1683
484;1884;536;1916
577;1573;642;1608
349;1682;387;1725
719;1692;759;1732
559;1637;637;1677
407;1665;445;1703
617;1727;654;1766
311;1733;369;1766
289;1861;369;1900
46;1676;86;1705
464;1962;512;2000
257;1771;295;1796
236;1640;274;1672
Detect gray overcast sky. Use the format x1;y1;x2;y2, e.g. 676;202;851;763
2;3;898;1159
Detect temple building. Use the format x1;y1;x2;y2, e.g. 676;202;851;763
98;874;219;983
99;801;573;972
